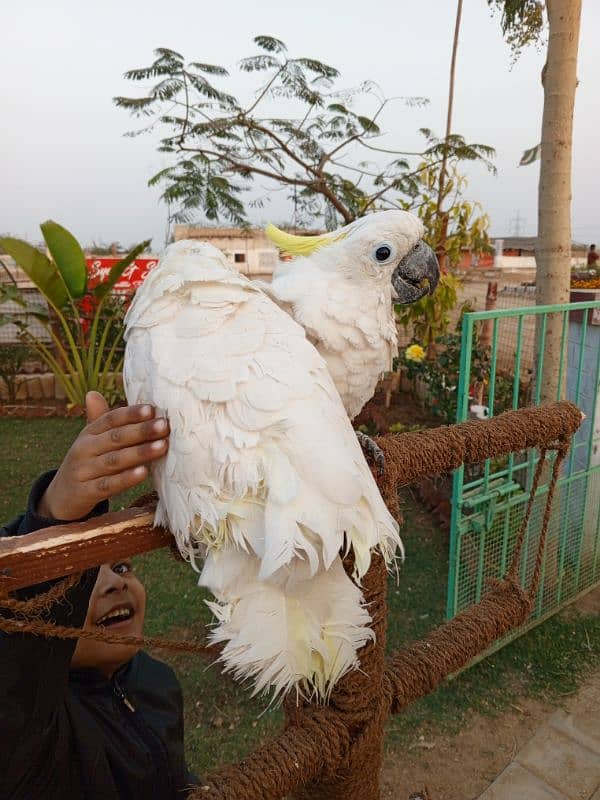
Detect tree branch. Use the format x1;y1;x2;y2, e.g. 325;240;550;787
176;144;314;188
361;159;445;214
246;119;322;177
244;62;287;116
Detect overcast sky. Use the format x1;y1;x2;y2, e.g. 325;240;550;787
2;0;598;251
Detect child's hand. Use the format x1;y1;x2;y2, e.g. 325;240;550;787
37;391;169;521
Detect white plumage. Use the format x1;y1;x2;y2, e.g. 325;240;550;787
262;210;429;419
123;239;401;699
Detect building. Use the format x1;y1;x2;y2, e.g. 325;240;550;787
458;237;589;271
0;255;33;287
492;237;588;270
173;225;280;279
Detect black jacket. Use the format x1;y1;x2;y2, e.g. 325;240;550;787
0;472;196;800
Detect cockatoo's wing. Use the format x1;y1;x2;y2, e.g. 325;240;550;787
124;240;400;697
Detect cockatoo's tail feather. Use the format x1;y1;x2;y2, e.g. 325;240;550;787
124;237;403;699
201;549;373;701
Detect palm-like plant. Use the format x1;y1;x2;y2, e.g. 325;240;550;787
0;222;150;406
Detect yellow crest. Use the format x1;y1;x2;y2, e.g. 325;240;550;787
264;223;347;256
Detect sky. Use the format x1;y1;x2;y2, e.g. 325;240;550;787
2;0;598;252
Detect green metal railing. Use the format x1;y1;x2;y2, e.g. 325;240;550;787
447;300;600;649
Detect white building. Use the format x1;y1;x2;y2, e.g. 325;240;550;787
173;225;280;279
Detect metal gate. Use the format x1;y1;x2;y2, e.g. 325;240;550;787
447;300;600;651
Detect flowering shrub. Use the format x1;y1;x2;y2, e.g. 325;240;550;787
571;277;600;289
399;333;528;425
0;343;33;402
404;344;426;363
399;333;490;424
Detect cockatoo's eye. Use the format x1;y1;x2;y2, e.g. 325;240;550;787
372;244;395;264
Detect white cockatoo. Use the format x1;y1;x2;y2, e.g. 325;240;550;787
123;211;438;700
263;209;439;419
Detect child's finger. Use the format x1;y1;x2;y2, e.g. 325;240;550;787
92;465;149;501
86;403;155;435
90;417;170;456
85;391;110;423
89;437;168;477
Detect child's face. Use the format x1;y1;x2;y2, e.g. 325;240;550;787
71;560;146;677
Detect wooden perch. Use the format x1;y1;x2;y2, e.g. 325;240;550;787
0;507;168;592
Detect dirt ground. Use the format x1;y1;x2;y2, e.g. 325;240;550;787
354;387;438;435
381;587;600;800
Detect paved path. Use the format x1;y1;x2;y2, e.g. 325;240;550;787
478;671;600;800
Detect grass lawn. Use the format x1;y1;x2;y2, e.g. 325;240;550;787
1;416;598;779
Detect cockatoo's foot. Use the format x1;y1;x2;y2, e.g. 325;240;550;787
356;430;385;475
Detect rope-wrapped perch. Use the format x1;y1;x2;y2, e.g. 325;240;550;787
374;400;581;516
0;402;580;593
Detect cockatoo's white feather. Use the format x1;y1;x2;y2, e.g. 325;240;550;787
124;240;400;698
262;210;425;419
201;549;373;700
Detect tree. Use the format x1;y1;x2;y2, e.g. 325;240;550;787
489;0;582;403
436;0;465;271
406;148;491;270
395;153;492;353
114;36;494;228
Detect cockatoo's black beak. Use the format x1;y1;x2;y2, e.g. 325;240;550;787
391;241;440;304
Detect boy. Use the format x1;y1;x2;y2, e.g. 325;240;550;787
0;392;198;799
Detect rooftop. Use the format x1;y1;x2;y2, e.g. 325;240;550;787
491;236;588;251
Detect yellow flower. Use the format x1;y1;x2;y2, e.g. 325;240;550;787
405;344;426;363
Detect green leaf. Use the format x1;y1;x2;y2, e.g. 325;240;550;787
0;237;69;308
253;35;287;54
0;283;28;306
113;95;157;116
0;313;23;328
295;59;339;79
190;62;229;76
357;116;381;134
92;240;151;300
40;220;87;298
154;47;185;61
239;55;280;73
0;285;49;321
327;103;349;114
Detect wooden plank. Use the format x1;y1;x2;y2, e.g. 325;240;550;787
0;506;170;592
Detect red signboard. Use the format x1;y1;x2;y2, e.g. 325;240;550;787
85;258;158;292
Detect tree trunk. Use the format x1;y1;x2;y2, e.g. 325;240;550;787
535;0;582;404
435;0;464;273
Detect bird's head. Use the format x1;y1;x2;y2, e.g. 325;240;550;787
266;210;440;304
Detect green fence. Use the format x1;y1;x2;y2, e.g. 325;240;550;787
447;300;600;650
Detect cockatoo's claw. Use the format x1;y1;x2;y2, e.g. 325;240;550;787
356;430;385;475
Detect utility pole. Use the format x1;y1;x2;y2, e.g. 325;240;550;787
510;210;524;237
